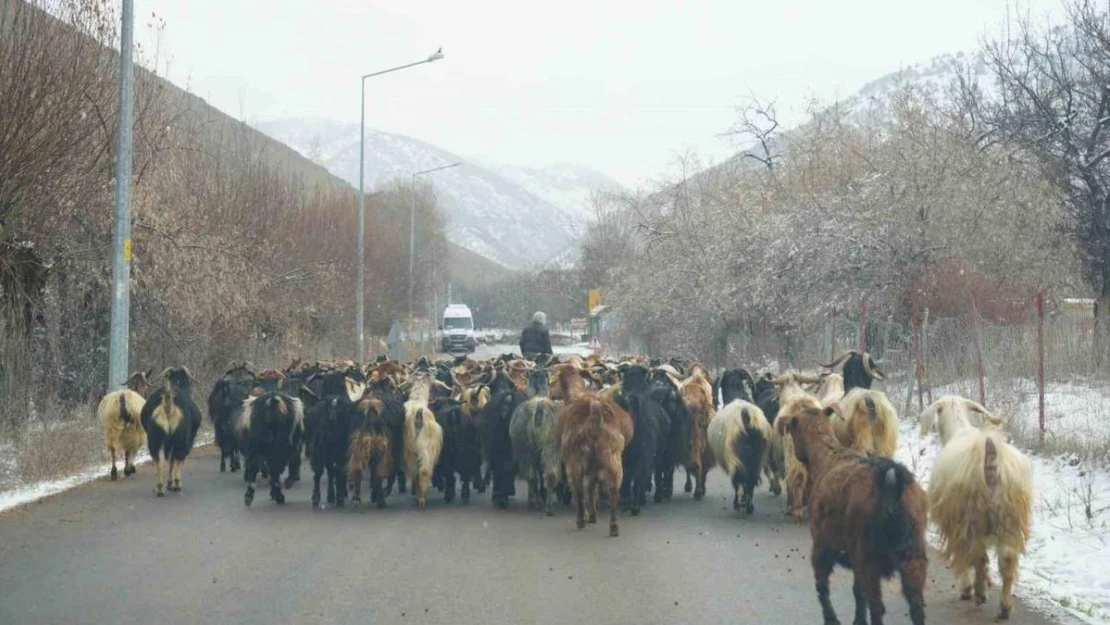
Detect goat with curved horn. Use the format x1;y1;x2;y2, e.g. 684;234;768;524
819;350;858;370
862;353;886;381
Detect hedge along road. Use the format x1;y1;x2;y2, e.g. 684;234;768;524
0;446;1070;625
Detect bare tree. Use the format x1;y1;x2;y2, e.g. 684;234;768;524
724;95;782;171
973;0;1110;353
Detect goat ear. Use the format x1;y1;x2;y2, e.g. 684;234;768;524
823;404;843;420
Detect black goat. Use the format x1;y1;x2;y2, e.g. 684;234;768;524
141;367;203;497
616;365;665;516
206;363;256;473
821;350;887;393
482;370;524;509
241;392;304;506
648;368;689;502
714;368;757;409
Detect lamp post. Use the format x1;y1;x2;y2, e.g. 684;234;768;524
409;162;462;354
357;48;443;363
107;0;135;391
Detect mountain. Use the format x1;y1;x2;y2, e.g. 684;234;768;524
255;118;622;268
482;163;625;239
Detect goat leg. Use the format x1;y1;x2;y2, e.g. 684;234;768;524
973;552;989;605
334;466;347;507
574;479;586;529
154;457;165;497
270;475;285;504
325;464;336;505
109;448;118;481
311;467;323;508
998;547;1019;621
813;546;840;625
124;450;136;476
695;463;709;500
349;468;362;507
859;568;885;625
285;451;301;489
219;448;226;473
543;472;557;517
653;465;665;503
607;479;620;537
683;467;693;493
851;581;867;625
900;555;927;625
587;476;599;524
372;474;387;509
444;472;456;504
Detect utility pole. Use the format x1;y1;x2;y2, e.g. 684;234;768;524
355;49;444;363
107;0;135;390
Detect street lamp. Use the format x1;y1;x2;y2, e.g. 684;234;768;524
357;48;443;363
410;162;462;354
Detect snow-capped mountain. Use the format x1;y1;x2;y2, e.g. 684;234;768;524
482;163;624;239
255;118;622;268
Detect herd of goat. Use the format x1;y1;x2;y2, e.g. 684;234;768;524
94;349;1033;625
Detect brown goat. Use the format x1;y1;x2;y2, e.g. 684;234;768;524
548;363;596;401
555;397;633;537
779;401;928;625
679;370;715;500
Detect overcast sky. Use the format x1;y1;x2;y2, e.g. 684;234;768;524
136;0;1063;187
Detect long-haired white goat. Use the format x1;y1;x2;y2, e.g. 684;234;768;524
920;395;1033;621
402;372;445;509
770;373;824;520
708;399;772;515
832;388;898;457
97;370;153;480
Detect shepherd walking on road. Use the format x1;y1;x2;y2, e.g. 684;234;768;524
520;311;553;358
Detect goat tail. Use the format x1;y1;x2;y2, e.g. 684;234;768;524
119;393;131;425
984;437;999;489
348;432;374;475
588;400;605;433
867;458;921;552
415;408;425;432
864;395;877;423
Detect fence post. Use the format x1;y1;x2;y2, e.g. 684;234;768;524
912;296;924;412
830;307;837;360
971;289;987;406
882;314;893;359
859;296;868;352
922;307;932;405
1036;290;1046;441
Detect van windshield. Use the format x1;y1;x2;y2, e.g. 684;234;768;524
444;317;472;330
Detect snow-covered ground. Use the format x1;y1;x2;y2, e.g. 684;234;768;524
898;381;1110;624
0;432;212;515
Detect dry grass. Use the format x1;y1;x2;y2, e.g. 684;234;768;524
15;423;103;484
0;400;104;491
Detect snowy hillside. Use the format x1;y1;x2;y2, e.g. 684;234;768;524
255;119;621;268
483;163;624;239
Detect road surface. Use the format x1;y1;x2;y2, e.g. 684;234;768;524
0;445;1069;625
437;342;591;361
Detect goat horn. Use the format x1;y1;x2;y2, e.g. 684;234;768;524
863;353;886;380
159;367;174;380
182;366;198;382
819;350;858;370
963;398;1003;426
794;373;822;384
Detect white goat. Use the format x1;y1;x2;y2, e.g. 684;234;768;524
402;373;444;509
920;395;1033;620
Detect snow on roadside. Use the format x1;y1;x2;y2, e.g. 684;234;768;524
897;414;1110;624
0;433;213;515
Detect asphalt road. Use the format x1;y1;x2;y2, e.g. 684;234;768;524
0;445;1071;625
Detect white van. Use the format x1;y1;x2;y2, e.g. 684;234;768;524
441;304;477;354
